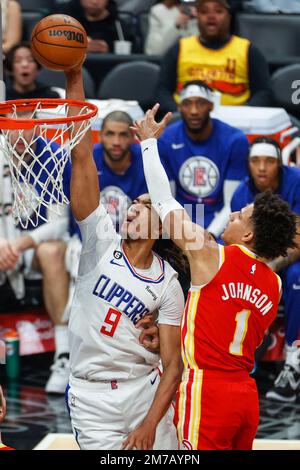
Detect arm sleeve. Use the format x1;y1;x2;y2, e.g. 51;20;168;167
141;138;183;222
158;275;185;326
247;44;273;107
29;204;69;245
207;179;241;237
156;43;179;115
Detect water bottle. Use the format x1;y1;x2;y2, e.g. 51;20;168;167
4;330;20;380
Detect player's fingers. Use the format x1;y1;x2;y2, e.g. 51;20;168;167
151;103;160;118
160;112;173;128
136;316;152;329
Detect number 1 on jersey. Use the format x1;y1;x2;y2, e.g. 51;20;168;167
100;308;122;337
229;309;251;356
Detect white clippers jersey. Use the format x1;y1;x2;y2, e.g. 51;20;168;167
69;204;184;381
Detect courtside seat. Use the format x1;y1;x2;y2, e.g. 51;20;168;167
235;13;300;65
19;0;53;14
97;61;160;110
22;11;44;41
39;66;96;99
271;64;300;117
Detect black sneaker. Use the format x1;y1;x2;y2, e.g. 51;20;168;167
266;365;300;403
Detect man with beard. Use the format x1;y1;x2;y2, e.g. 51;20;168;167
94;111;148;230
158;80;249;238
157;0;272;114
69;111;147;235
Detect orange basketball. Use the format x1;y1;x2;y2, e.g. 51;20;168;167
31;14;87;71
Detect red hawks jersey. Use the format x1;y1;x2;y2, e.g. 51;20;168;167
181;244;282;373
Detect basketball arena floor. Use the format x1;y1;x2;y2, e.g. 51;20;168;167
0;353;300;450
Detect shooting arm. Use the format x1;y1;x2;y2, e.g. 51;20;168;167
65;67;99;221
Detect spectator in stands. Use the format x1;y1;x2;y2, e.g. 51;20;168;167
4;43;60;100
94;110;148;227
0;117;71;395
157;0;272;115
231;137;300;403
145;1;199;56
1;0;22;54
60;0;135;53
158;80;249;238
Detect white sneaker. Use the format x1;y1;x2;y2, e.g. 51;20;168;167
45;353;70;395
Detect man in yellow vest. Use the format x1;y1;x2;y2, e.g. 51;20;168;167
157;0;272;114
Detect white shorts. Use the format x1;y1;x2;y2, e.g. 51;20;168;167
67;369;178;450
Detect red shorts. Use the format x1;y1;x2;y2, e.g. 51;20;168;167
175;369;260;450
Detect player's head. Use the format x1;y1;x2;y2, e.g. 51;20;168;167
196;0;231;41
101;111;134;163
0;385;6;424
179;81;214;134
222;191;297;260
121;193;161;241
5;42;41;90
248;137;282;192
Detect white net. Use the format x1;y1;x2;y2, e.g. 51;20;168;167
0;100;96;229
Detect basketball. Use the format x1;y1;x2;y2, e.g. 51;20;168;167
31;14;87;71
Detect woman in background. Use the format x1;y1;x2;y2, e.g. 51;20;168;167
145;0;198;55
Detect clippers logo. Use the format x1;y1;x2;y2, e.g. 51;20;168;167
49;30;85;44
180;440;193;450
250;264;257;275
179;156;220;198
101;186;131;227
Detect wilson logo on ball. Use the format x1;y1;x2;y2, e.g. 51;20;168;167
49;30;85;43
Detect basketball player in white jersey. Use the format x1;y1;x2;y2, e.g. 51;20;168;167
64;66;184;450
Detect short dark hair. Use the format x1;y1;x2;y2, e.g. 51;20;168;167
101;111;133;131
251;191;297;260
5;42;41;74
182;80;213;93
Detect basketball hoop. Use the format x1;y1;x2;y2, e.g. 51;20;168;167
0;98;98;228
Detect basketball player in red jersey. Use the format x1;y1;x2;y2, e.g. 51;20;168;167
131;104;298;450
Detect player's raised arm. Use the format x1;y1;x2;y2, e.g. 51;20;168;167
131;105;209;256
65;66;100;221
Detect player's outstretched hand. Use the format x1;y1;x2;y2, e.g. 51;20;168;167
130;103;172;142
122;421;156;450
136;315;160;353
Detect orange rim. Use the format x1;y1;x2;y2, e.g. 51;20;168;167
0;98;98;129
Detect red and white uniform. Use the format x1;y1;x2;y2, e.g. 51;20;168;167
176;244;281;450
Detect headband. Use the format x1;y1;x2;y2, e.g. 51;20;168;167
179;84;215;104
249;143;280;159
